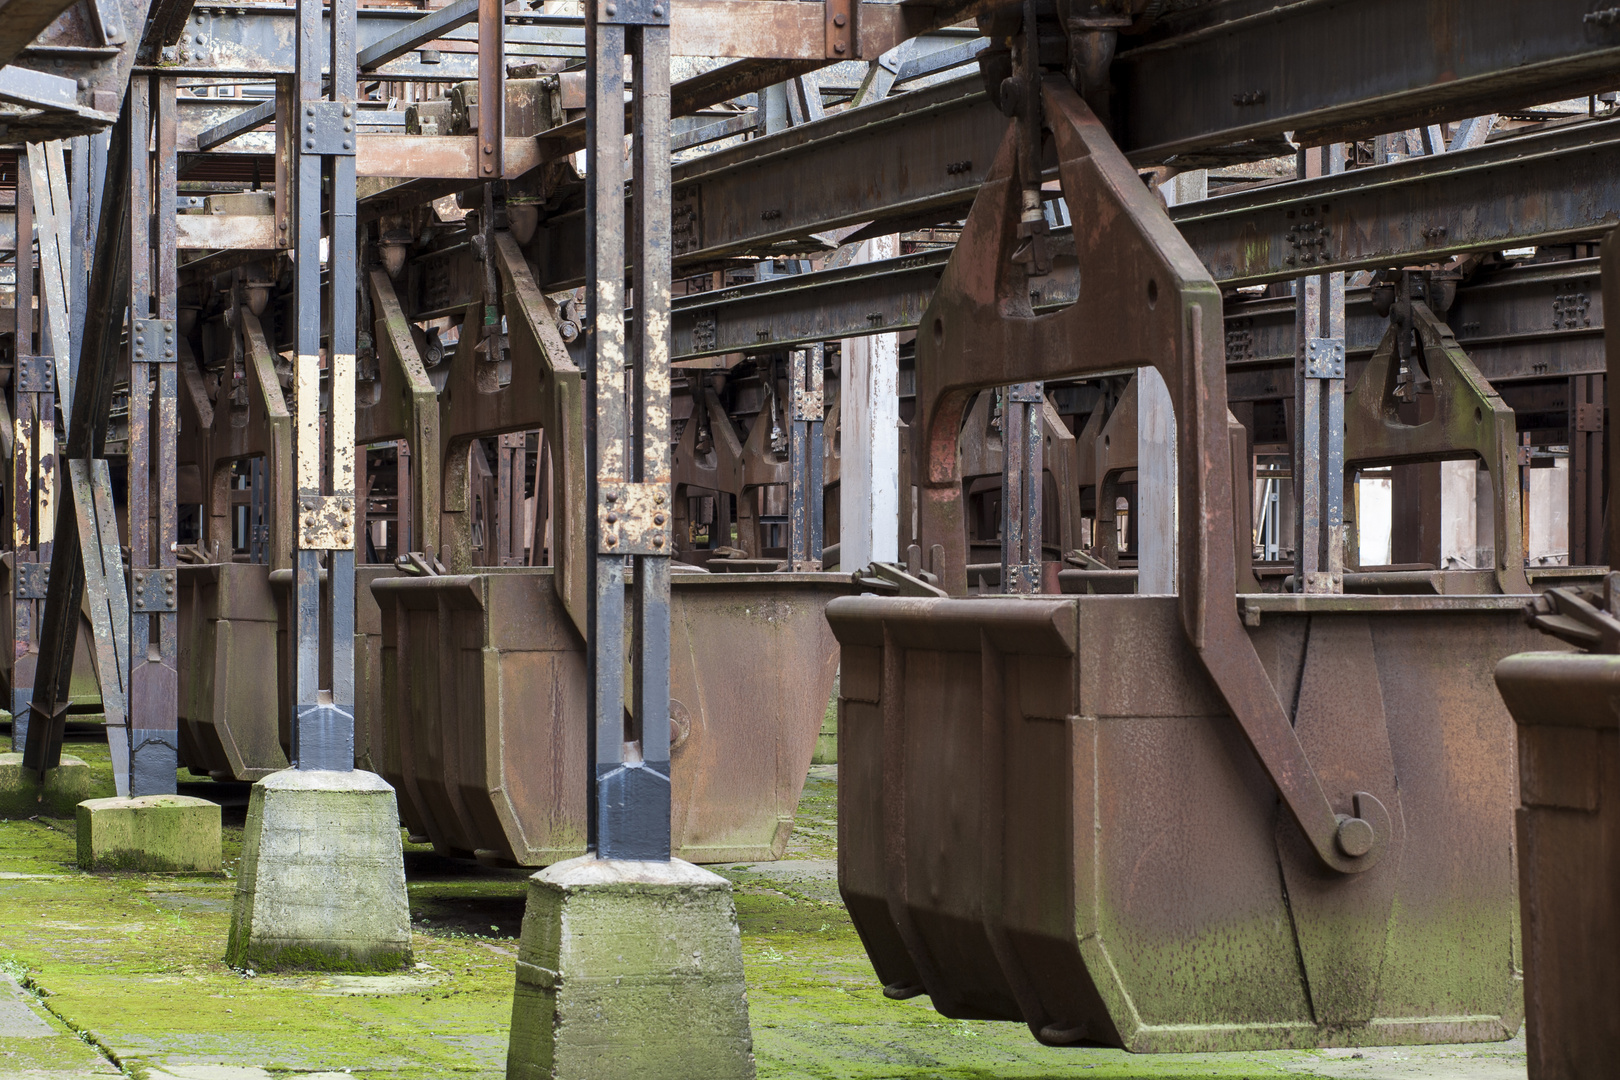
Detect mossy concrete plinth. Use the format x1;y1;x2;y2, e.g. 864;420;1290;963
76;794;222;871
0;753;90;818
506;854;755;1080
226;768;411;972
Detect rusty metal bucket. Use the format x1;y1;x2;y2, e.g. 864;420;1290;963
831;592;1552;1051
175;562;288;780
177;563;394;782
1495;651;1620;1080
372;567;850;864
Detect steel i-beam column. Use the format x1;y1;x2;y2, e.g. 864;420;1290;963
1294;144;1347;593
1000;383;1043;594
290;0;359;770
587;0;673;860
10;160;42;747
788;343;825;571
126;77;181;796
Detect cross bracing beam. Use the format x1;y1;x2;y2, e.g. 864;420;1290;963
667;118;1620;358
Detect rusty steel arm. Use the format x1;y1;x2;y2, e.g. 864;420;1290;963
912;77;1385;874
236;311;295;570
1344;301;1528;594
478;232;587;634
365;267;442;562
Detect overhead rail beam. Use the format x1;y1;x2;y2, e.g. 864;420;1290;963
1116;0;1620;165
667;117;1620;356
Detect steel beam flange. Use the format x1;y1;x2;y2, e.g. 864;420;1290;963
598;482;671;555
130;568;178;613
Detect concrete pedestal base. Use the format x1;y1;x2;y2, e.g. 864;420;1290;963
77;795;222;871
226;768;411;971
506;855;755;1080
0;753;90;818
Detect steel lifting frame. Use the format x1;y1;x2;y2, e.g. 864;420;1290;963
288;0;361;771
587;0;674;861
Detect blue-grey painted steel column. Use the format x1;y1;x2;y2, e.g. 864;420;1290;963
289;0;360;771
587;0;673;861
788;343;825;570
1294;143;1347;594
127;77;182;797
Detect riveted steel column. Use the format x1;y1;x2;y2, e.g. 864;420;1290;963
10;158;40;747
788;343;825;571
588;0;673;861
126;77;181;797
1000;383;1042;594
289;0;360;771
1293;144;1347;594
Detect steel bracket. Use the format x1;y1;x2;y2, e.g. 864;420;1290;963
1006;381;1044;404
15;355;54;394
130;568;177;612
598;482;671;555
596;0;670;25
133;318;177;364
1305;337;1345;379
299;101;359;156
299;495;356;550
15;561;50;599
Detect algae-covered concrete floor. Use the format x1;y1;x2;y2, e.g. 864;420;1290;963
0;734;1529;1080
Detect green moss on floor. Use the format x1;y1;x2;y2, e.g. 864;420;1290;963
0;738;1528;1079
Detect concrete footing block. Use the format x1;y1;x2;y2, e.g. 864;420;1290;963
0;753;90;819
506;854;755;1080
76;795;222;871
226;768;411;972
